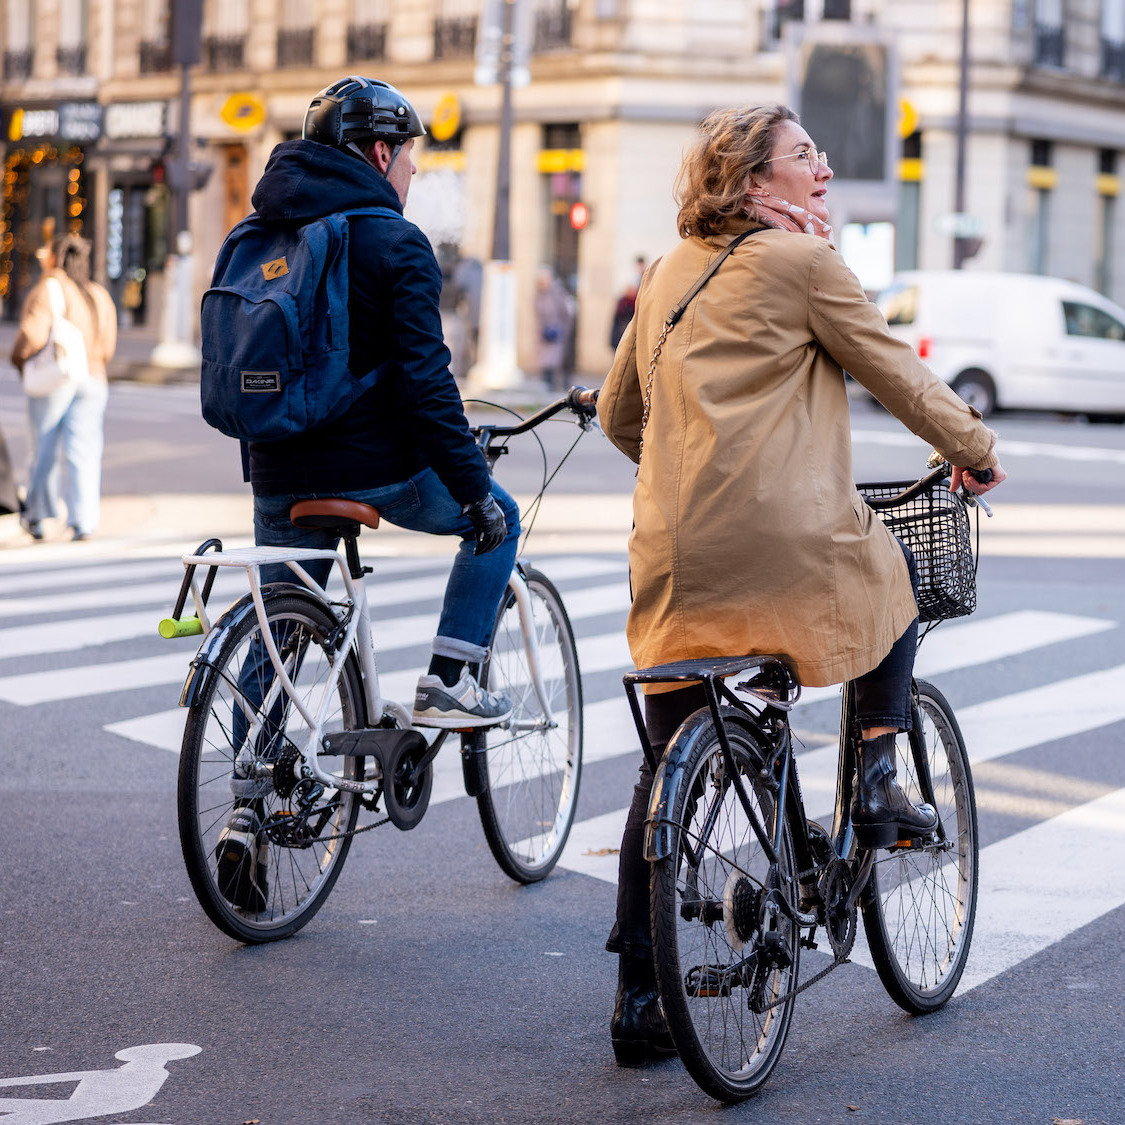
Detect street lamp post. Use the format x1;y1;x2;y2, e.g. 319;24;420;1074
953;0;971;269
151;0;202;369
468;0;524;391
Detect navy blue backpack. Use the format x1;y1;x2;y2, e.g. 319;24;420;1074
200;205;399;442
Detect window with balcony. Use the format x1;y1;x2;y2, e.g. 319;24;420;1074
138;0;172;73
1033;0;1065;67
1101;0;1125;80
534;0;573;52
434;0;477;59
277;0;315;67
56;0;88;74
4;0;33;80
767;0;804;45
204;0;248;70
823;0;851;18
348;0;388;61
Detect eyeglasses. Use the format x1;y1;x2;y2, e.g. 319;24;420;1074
763;149;829;174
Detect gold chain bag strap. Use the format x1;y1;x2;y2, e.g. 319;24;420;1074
638;227;760;462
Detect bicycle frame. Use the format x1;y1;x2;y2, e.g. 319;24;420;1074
174;545;558;798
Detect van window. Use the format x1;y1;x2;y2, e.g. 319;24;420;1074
1061;301;1125;341
877;283;917;326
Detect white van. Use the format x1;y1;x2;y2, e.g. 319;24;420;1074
874;270;1125;422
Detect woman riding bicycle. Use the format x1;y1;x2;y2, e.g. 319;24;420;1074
596;103;1006;1066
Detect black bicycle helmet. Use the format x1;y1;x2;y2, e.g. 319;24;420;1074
303;76;426;148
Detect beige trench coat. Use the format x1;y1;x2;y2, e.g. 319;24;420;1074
598;220;998;689
11;269;118;382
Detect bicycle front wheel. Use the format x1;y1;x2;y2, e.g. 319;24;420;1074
178;592;366;944
861;679;979;1012
474;566;582;883
650;708;800;1102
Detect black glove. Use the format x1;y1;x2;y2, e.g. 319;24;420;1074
462;495;507;556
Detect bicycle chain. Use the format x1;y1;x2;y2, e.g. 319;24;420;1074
754;952;852;1013
302;812;392;845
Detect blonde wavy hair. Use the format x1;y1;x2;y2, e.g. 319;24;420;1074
675;104;799;238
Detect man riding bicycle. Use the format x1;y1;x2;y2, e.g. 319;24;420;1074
214;76;520;908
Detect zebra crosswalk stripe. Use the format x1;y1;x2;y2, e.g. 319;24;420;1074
3;547;1124;1005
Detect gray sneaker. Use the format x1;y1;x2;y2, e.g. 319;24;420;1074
412;671;513;729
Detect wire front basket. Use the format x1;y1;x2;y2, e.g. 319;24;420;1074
858;476;977;623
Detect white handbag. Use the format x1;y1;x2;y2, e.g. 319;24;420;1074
21;277;90;398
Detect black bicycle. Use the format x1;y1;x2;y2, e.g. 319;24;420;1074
623;458;989;1101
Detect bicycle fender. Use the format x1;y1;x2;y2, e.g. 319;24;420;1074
177;583;325;709
641;706;718;862
643;746;690;861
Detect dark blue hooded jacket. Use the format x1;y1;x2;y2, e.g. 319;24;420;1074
243;139;490;506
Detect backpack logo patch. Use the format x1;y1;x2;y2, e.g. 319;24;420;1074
241;370;281;393
261;257;289;280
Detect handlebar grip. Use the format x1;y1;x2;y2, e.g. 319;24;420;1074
566;385;599;412
966;467;993;485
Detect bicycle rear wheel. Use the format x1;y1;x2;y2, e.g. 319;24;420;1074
861;679;978;1012
178;592;366;943
650;708;799;1102
473;566;582;883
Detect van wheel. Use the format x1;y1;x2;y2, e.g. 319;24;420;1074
951;370;997;416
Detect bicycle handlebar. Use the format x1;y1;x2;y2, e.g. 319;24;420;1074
860;455;993;517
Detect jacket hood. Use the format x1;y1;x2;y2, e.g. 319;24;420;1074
251;139;403;223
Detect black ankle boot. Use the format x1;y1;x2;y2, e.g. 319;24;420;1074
852;732;938;849
611;954;677;1067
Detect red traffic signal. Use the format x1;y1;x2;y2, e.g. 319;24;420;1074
568;201;590;231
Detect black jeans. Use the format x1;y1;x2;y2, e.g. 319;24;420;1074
606;543;920;958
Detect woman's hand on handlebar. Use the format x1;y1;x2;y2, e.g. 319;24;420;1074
951;462;1007;495
565;385;599;419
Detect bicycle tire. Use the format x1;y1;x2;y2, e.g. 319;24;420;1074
177;591;366;943
650;707;800;1102
861;679;979;1012
473;566;582;883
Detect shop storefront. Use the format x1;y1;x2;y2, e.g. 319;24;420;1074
94;100;172;326
0;101;99;320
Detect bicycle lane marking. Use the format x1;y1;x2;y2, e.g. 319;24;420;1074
0;1042;200;1125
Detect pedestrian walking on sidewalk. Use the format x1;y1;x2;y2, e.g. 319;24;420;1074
10;234;117;541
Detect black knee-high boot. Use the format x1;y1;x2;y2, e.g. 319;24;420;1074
851;732;938;849
611;953;677;1067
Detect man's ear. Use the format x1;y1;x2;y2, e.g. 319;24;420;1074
371;140;392;174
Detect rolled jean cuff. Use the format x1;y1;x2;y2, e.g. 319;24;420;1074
858;712;912;733
432;634;489;664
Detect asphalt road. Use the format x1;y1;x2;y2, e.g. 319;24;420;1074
0;381;1123;1124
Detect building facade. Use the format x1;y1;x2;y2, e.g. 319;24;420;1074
2;0;1125;378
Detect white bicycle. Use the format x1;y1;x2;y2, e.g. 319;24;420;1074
162;388;599;943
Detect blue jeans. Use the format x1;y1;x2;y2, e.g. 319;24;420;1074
25;378;108;534
253;468;521;664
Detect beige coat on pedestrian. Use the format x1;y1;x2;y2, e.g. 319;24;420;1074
597;220;998;689
11;268;118;382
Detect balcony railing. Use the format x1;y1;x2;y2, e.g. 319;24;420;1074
534;2;572;51
433;16;477;59
56;43;87;75
139;38;173;73
1101;36;1125;82
1034;22;1065;68
347;21;387;62
2;47;32;80
277;27;315;67
204;34;246;71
